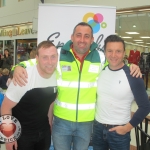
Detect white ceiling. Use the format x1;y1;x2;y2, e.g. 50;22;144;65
116;12;150;47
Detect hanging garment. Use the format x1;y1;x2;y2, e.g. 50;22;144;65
128;50;140;65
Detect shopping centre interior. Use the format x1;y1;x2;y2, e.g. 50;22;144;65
0;0;150;150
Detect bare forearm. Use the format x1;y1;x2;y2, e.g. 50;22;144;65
1;106;12;116
1;97;17;116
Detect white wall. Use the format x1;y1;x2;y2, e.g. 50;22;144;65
45;0;150;9
0;0;40;26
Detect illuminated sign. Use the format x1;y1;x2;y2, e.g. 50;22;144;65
0;26;37;37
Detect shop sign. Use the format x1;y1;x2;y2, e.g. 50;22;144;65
0;26;36;37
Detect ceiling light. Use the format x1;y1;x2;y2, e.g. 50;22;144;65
136;42;144;43
126;32;139;34
14;24;20;26
0;22;33;28
20;24;26;26
1;26;12;28
119;26;121;28
121;37;132;38
133;25;136;27
146;43;150;44
134;40;143;41
139;9;150;11
140;36;150;38
117;11;133;13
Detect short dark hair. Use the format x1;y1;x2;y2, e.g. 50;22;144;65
104;35;125;51
4;48;10;57
36;41;56;55
72;22;93;36
4;48;9;52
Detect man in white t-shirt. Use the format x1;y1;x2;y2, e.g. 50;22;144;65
1;41;58;150
93;35;150;150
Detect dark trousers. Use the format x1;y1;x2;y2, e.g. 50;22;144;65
17;129;51;150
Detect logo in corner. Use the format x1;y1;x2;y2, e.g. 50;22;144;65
0;115;21;143
83;12;107;34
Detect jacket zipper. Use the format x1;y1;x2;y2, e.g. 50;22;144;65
75;59;84;121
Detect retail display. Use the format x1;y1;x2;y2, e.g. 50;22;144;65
128;49;140;65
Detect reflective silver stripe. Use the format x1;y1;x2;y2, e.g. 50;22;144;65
57;79;97;88
55;99;95;110
97;50;105;72
56;49;62;76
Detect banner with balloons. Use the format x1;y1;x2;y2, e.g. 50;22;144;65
38;4;116;51
38;4;116;150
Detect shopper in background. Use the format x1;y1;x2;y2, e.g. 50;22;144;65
93;35;150;150
12;22;142;150
0;68;9;90
1;49;13;70
1;41;58;150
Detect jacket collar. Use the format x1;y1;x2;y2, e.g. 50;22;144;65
62;40;98;52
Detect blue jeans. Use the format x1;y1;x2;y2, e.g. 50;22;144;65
52;116;93;150
92;120;130;150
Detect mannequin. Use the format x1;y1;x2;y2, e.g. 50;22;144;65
139;48;150;90
142;47;149;64
128;49;140;65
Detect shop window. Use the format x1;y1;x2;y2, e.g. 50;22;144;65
0;0;6;7
4;40;14;64
16;39;37;64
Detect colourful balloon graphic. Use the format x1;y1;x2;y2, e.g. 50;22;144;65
88;20;100;34
93;13;103;23
82;12;107;34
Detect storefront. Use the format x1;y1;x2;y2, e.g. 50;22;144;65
0;24;37;66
